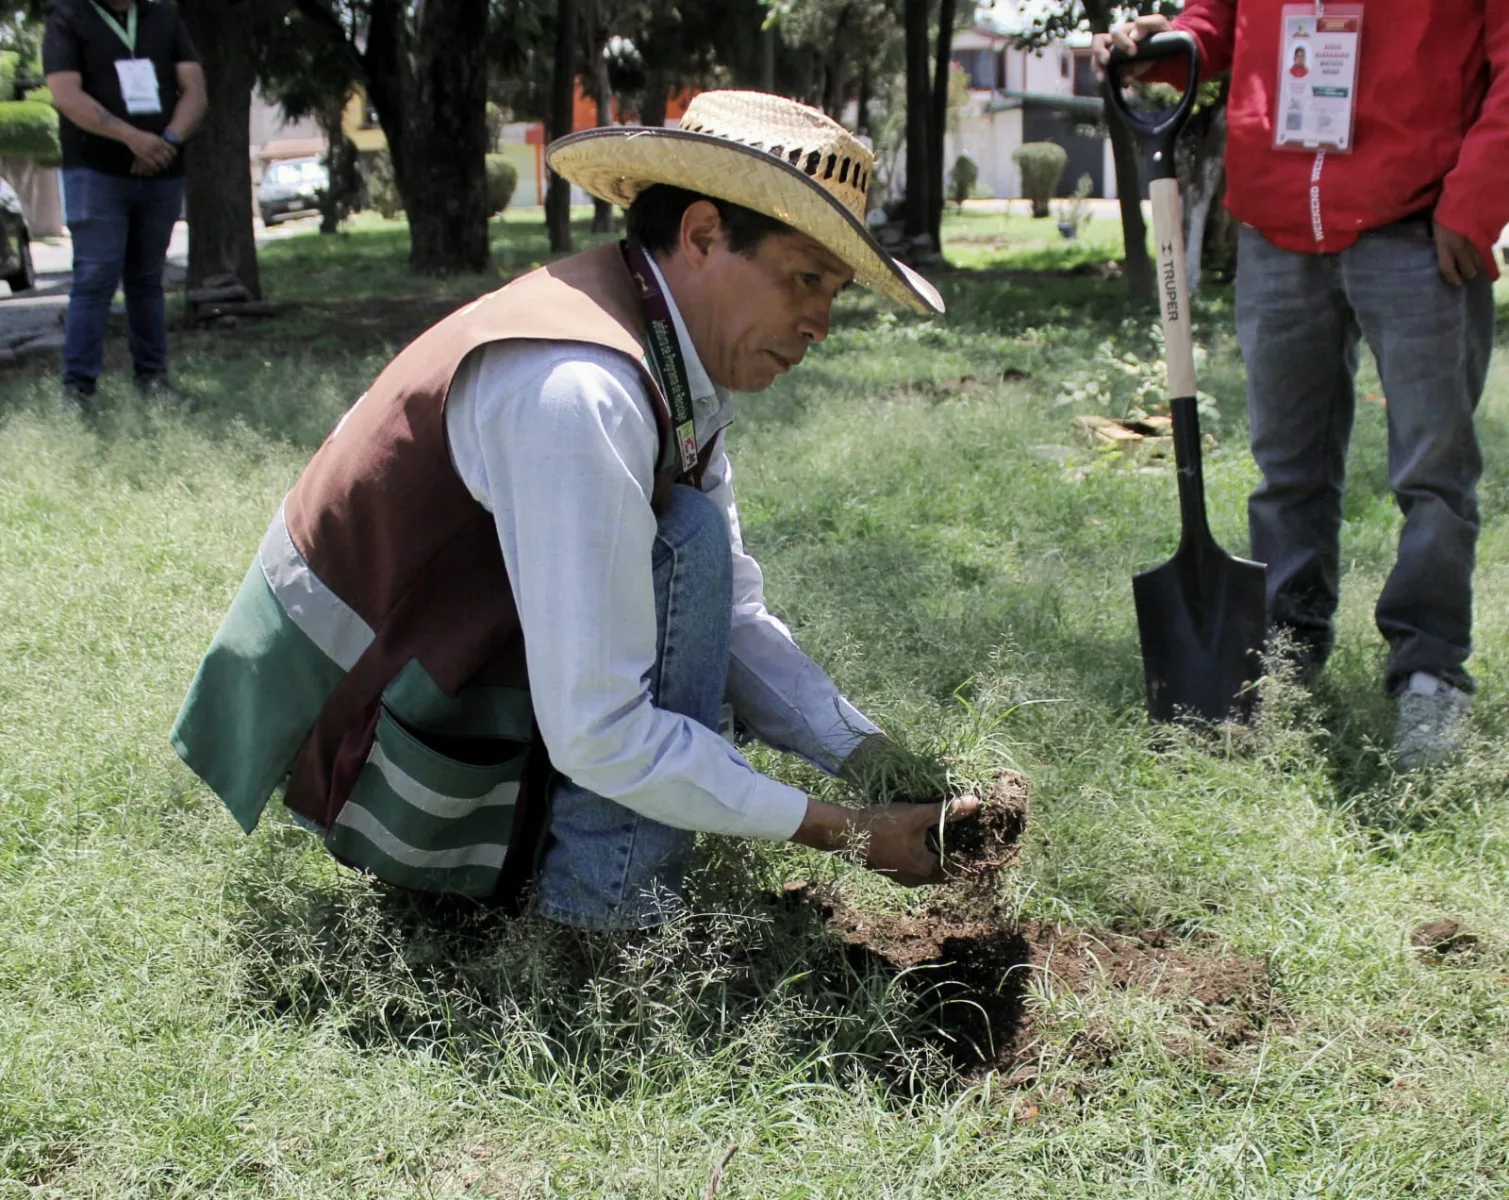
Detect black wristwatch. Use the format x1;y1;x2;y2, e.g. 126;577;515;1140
163;129;183;150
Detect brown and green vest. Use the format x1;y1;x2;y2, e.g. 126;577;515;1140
172;243;700;905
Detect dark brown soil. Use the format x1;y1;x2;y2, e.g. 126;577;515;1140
934;771;1029;884
782;880;1272;1076
1412;918;1479;959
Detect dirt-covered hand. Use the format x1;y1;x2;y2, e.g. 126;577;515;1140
1091;15;1173;80
862;795;983;887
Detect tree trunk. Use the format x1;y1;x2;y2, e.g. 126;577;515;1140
547;0;578;253
902;0;930;243
856;61;871;136
402;0;490;274
1177;85;1229;293
1081;0;1153;300
1202;167;1238;283
1181;115;1227;293
821;7;850;119
822;53;847;118
315;99;353;236
178;0;261;298
589;0;614;233
926;0;956;250
641;67;668;129
1106;115;1152;301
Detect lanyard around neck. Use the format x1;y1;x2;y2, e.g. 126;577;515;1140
621;239;699;475
90;1;137;54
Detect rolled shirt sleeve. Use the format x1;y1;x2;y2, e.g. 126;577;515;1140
446;341;809;842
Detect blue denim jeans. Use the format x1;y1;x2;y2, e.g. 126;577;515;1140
1236;222;1493;695
536;485;733;930
62;167;185;393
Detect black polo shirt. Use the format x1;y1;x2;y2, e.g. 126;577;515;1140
42;0;200;178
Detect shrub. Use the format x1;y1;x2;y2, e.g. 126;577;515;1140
366;150;403;219
1011;140;1067;218
484;154;518;216
23;85;52;106
947;151;978;211
0;100;61;166
1054;172;1094;238
0;50;16;103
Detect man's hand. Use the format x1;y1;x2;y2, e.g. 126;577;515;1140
1434;219;1487;286
791;795;983;887
127;129;176;176
1091;14;1174;80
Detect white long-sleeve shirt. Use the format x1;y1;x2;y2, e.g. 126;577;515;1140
444;258;880;842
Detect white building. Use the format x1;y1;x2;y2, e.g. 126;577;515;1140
945;4;1120;200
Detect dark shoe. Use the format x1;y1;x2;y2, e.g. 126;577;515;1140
58;381;95;414
1267;625;1327;689
134;373;199;409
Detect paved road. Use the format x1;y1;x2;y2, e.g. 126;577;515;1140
0;214;321;349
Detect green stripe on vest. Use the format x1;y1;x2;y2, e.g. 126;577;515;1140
326;708;524;896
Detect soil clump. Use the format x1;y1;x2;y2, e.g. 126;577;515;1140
934;770;1029;885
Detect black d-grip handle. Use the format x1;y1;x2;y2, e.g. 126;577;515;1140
1103;31;1201;179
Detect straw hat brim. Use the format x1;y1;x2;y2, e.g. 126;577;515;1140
547;127;944;316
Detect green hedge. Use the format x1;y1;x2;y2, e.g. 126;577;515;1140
1011;140;1068;218
485;154;517;216
0;100;61;166
0;51;17;103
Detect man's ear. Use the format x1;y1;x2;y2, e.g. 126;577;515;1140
678;200;724;268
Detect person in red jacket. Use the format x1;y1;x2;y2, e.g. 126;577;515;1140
1096;2;1506;768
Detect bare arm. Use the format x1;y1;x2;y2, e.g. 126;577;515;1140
167;61;206;142
45;70;146;146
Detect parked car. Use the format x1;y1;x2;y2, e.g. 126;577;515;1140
0;177;36;295
258;157;328;227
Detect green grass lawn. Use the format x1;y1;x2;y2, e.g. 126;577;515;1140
2;210;1508;1197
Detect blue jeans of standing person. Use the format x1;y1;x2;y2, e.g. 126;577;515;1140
62;167;185;395
536;485;733;930
1235;221;1494;696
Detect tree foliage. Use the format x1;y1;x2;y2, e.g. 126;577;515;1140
762;0;900;117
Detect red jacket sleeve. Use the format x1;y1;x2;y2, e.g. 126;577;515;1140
1435;0;1509;276
1141;0;1238;86
1173;0;1239;78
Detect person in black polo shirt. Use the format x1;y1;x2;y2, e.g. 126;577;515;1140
42;0;206;408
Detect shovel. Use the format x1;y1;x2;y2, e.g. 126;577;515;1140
1104;32;1267;723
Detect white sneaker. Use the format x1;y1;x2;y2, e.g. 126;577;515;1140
1393;672;1471;770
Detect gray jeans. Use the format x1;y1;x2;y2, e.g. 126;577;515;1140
1235;222;1493;695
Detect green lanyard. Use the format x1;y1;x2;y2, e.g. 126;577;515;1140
90;0;137;54
621;240;701;475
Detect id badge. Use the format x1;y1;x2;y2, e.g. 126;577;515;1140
1274;3;1363;153
115;58;162;115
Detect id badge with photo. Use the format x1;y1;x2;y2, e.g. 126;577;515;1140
1274;3;1363;153
115;58;162;115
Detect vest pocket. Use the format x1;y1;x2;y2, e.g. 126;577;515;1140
325;706;526;898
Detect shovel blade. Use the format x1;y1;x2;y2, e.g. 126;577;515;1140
1133;542;1267;723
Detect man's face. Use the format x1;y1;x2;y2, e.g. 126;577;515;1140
679;216;855;393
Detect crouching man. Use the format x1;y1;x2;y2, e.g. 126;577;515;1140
171;91;975;929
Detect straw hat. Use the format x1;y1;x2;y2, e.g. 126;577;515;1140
546;90;944;315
